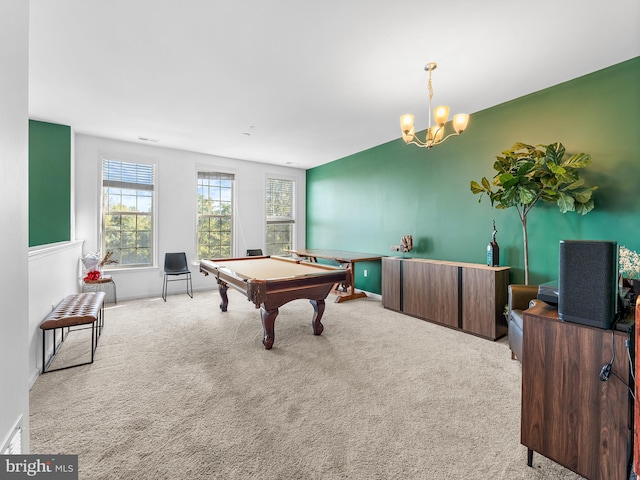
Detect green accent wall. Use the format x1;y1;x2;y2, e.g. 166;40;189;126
29;120;71;247
307;57;640;293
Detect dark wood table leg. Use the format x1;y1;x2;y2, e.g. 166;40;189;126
331;263;366;303
261;307;278;350
310;299;325;335
218;282;229;312
527;448;533;467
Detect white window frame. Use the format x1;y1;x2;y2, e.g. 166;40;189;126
100;157;157;269
265;176;296;256
195;169;236;260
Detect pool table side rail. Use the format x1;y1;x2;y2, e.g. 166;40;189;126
200;256;348;282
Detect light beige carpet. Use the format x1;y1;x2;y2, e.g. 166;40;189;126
30;290;583;479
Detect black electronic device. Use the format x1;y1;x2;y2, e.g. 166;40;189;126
614;316;635;333
558;240;618;330
537;281;559;306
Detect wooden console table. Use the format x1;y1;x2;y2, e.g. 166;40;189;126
287;248;382;303
381;257;509;340
522;301;633;480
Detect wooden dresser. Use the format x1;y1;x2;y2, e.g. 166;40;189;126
381;257;509;340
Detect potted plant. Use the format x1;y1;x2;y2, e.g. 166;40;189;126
619;245;640;295
470;142;598;285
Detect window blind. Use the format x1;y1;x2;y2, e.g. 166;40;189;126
197;172;235;182
266;178;294;224
103;159;154;190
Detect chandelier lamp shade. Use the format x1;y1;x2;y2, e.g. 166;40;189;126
400;62;469;148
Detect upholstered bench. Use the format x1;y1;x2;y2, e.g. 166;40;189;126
40;292;106;373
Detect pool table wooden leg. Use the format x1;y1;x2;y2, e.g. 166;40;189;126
310;299;325;335
261;307;278;350
218;282;229;312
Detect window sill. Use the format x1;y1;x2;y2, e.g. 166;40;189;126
102;265;159;274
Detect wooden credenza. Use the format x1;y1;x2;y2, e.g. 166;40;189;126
522;301;632;480
381;257;510;340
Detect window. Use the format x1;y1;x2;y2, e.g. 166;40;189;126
266;178;295;255
102;159;154;268
197;172;234;259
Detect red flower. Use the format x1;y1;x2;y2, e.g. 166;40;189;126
84;270;101;282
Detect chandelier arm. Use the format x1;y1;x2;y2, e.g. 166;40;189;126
406;137;429;148
404;133;433;148
406;129;462;149
433;131;463;145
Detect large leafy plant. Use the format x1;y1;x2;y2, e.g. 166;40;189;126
470;142;598;284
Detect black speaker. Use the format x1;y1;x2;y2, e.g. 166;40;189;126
558;240;617;329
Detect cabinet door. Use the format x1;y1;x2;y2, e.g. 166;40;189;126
522;308;631;480
381;257;401;311
462;267;508;339
403;261;458;328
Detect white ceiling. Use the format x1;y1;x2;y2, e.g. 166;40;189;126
28;0;640;169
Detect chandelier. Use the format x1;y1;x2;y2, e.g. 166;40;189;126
400;62;469;148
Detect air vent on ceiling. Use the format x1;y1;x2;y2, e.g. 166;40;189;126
137;136;159;143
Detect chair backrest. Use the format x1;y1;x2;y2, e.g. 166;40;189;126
164;252;189;273
246;249;263;256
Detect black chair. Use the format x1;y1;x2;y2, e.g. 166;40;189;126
162;252;193;301
246;249;263;256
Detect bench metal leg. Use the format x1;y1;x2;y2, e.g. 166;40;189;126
41;320;100;374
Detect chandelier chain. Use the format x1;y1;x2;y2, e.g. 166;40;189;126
427;70;434;128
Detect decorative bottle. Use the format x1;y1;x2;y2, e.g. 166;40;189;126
487;220;499;267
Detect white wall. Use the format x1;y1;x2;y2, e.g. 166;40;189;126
0;0;30;453
27;241;84;385
75;134;307;300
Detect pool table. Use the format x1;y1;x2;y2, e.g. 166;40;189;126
200;256;350;349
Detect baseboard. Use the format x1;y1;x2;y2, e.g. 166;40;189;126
28;368;40;389
359;290;381;301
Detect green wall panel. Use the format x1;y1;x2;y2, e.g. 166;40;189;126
29;120;71;247
307;57;640;290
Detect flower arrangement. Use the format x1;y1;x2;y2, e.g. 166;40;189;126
82;251;118;282
619;245;640;280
